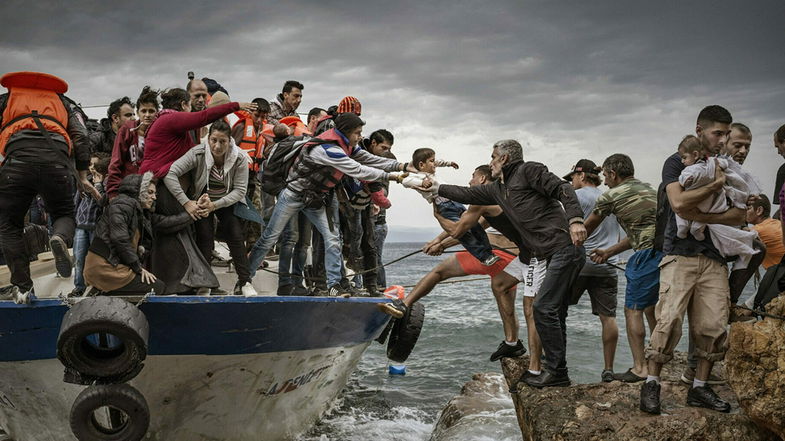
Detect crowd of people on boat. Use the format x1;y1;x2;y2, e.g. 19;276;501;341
0;71;784;417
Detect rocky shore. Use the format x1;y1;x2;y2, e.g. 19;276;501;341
497;351;779;441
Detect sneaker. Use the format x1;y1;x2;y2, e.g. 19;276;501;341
68;287;85;298
277;284;294;296
339;279;360;296
481;254;500;266
49;235;73;277
241;283;258;296
490;340;527;362
601;369;615;383
686;385;731;412
640;381;661;414
523;370;570;388
378;298;407;318
680;366;726;385
614;368;646;383
7;286;35;305
327;284;352;298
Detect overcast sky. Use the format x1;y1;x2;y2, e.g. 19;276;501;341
2;1;783;232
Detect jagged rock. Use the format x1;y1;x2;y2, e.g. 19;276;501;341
430;372;519;441
726;295;785;440
501;352;778;441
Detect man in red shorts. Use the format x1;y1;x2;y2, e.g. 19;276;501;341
380;165;546;367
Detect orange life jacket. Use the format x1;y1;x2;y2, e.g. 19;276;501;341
0;72;71;160
233;111;274;171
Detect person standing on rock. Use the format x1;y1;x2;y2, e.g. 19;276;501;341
564;159;622;383
424;139;587;388
641;105;746;415
582;154;659;384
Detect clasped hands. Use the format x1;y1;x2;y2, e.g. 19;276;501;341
184;194;216;220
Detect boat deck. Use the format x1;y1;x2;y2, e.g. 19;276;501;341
0;245;281;298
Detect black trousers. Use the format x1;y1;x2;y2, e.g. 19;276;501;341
0;160;75;290
194;205;251;283
108;273;167;295
359;206;378;288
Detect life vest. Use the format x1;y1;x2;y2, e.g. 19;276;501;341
288;129;352;194
233;111;275;171
0;72;71;160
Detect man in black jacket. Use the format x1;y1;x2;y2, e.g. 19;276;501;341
427;139;587;387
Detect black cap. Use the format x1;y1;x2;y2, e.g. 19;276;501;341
335;113;365;134
563;159;600;181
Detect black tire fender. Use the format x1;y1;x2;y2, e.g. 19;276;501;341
386;302;425;363
70;383;150;441
57;296;149;381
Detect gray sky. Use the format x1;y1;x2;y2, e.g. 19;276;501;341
2;1;783;230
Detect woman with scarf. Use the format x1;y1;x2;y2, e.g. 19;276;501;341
165;120;257;296
83;173;192;294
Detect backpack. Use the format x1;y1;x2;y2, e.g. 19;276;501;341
260;135;313;196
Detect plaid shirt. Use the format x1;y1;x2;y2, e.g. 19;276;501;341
268;94;298;125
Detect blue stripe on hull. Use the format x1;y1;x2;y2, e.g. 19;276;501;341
0;296;392;361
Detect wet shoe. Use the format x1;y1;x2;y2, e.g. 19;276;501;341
378;298;407;318
640;381;661;414
523;370;570;388
481;254;500;266
687;385;731;412
490;340;527;362
49;235;73;277
601;369;615;383
614;368;646;383
327;284;352;298
680;366;726;385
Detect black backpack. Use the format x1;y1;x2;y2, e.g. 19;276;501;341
754;256;785;310
260;135;314;196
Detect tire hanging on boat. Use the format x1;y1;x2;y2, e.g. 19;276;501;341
69;383;150;441
57;296;149;382
386;302;425;363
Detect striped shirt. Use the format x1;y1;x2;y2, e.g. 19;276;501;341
207;165;228;201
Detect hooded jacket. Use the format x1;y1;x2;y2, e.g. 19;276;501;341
438;160;584;261
164;142;249;210
106;119;144;197
90;173;192;273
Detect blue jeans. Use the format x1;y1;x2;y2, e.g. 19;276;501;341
277;216;298;287
374;223;388;288
73;228;94;291
249;188;342;286
437;200;494;262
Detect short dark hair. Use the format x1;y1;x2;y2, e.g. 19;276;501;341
136;86;159;110
282;80;304;94
775;124;785;144
369;129;394;146
160;88;190;111
583;171;601;186
107;96;133;120
602;153;635;179
751;194;772;218
730;122;751;137
252;98;270;113
697;105;732;128
474;165;496;181
93;152;111;176
209;119;231;136
678;134;702;154
308;107;326;122
412;148;435;170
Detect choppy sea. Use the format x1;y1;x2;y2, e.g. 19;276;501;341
299;243;756;441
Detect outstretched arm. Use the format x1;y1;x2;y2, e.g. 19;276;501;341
438;183;497;206
434;204;485;239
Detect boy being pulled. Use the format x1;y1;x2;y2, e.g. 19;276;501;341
403;148;499;266
676;135;761;270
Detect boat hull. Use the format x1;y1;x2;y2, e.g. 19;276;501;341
0;296;391;440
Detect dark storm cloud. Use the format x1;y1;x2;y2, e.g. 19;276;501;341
1;0;783;226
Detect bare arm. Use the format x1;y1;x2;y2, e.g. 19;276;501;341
667;181;745;225
584;212;607;237
590;237;632;264
434;204;485;239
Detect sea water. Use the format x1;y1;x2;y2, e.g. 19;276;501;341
300;243;755;441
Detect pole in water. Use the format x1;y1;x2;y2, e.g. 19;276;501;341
388;362;406;375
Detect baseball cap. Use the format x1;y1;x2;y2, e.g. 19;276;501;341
563;159;601;181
